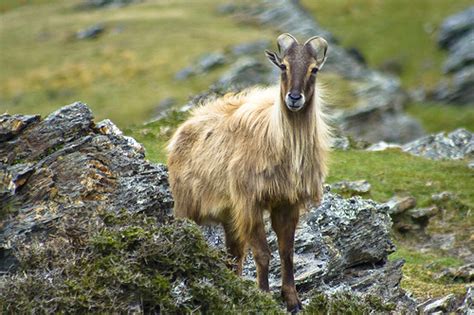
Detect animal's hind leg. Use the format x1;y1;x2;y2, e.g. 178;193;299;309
223;221;246;276
247;211;271;291
271;204;301;312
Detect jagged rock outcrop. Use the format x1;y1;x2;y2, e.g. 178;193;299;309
367;128;474;162
0;103;173;272
432;6;474;105
1;103;418;312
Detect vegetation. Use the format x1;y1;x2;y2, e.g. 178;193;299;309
305;292;395;315
389;247;465;299
1;210;281;313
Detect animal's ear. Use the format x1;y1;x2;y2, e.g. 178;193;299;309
265;50;283;68
277;33;298;55
305;36;328;69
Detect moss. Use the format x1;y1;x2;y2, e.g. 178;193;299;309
1;210;281;313
305;292;395;315
389;246;466;299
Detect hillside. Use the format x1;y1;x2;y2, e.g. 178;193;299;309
1;0;473;312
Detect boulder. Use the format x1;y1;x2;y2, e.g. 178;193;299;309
402;128;473;160
438;6;474;49
0;103;173;272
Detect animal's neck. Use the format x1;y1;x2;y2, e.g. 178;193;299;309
270;93;318;169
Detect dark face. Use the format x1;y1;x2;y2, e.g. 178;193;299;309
266;34;328;112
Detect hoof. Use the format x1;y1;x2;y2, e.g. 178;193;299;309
287;301;303;314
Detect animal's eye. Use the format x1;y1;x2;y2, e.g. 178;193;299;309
280;64;287;71
311;67;319;75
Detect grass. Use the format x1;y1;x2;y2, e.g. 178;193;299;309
407;102;474;133
301;0;473;89
0;0;275;127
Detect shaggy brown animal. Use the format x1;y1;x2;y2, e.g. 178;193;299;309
167;33;330;312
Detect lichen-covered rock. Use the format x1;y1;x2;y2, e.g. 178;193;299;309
330;180;371;194
402;128;473;160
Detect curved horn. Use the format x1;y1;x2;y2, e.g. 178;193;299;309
304;36;328;68
277;33;298;54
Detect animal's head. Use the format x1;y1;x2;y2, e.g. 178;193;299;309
265;33;328;112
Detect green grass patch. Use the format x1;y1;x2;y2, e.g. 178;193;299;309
406;102;474;133
389;246;465;299
327;150;474;209
301;0;473;89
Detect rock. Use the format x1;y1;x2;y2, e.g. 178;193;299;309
469;160;474;169
402;128;474;160
339;104;424;144
0;114;40;142
432;65;474;104
384;195;417;215
81;0;141;9
231;39;270;56
438;6;474;49
443;29;474;74
76;24;105;40
431;191;456;202
418;293;457;314
214;57;271;90
216;2;238;15
174;67;195;81
435;263;474;283
432;7;474;105
407;206;438;220
457;286;473;314
330;136;350;150
367;141;402;151
196;52;226;72
331;180;371;194
0;103;173;272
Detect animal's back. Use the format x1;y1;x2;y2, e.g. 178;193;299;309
167;87;276;223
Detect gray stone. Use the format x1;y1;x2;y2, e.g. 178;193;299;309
438;6;474;49
407;206;438;220
76;24;105;40
457;286;473;314
330;136;350;151
214;57;270;90
402;128;474;160
0;103;173;272
384;196;417;215
443;29;474;74
0;114;40;142
196;52;226;72
82;0;141;9
331;180;371;194
174;67;195;81
339;105;424;144
432;65;474;104
231;39;271;56
435;263;474;283
418;294;456;314
367;141;402;151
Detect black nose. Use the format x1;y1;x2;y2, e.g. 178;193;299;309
288;93;302;101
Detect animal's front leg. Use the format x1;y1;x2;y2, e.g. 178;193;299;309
247;211;271;291
271;205;302;313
